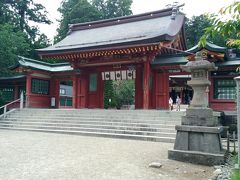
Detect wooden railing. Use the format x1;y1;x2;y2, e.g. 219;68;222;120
0;92;24;119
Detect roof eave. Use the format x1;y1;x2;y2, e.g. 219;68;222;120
37;34;178;56
186;43;227;54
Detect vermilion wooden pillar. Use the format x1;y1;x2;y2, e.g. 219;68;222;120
143;60;151;109
72;75;78;108
155;71;169;109
54;79;60;108
14;84;19;100
78;74;88;108
135;65;143;109
25;74;32;107
98;73;104;109
49;78;57;108
151;70;157;109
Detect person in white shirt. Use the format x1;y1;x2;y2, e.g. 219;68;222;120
169;97;173;111
176;96;181;111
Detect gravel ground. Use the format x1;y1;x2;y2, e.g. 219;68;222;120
0;130;214;180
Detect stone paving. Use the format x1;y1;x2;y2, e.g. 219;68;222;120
0;130;214;180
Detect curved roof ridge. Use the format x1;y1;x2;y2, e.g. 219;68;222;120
37;5;186;57
186;42;227;53
18;56;70;67
69;5;184;32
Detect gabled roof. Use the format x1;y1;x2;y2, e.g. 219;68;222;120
215;57;240;67
11;56;73;72
152;42;240;67
152;54;187;66
37;6;186;56
186;42;227;53
152;54;240;68
0;75;26;81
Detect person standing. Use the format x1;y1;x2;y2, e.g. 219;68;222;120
169;97;173;111
176;95;181;111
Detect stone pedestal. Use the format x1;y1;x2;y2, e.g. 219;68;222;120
168;125;224;166
168;52;225;166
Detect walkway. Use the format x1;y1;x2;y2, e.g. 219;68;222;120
0;130;214;180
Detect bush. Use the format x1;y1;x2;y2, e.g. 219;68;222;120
104;80;116;109
113;80;134;109
231;170;240;180
104;80;135;109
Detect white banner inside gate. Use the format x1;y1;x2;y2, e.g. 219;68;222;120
102;70;136;81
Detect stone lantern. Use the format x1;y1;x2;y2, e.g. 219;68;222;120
168;52;225;165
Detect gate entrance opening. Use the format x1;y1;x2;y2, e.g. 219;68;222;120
102;70;135;109
59;80;73;108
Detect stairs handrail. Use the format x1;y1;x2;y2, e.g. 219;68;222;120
0;92;24;118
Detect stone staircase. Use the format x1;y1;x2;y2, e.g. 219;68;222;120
0;109;185;143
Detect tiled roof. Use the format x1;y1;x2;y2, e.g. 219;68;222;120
13;56;73;72
37;7;185;55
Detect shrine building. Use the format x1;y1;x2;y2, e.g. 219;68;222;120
0;6;239;111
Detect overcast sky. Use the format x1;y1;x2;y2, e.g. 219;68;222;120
35;0;235;41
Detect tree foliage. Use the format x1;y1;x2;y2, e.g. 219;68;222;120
104;80;115;109
185;15;226;48
103;80;135;109
1;0;51;41
0;0;51;76
199;1;240;49
55;0;133;42
55;0;101;42
0;24;30;76
113;80;134;109
104;0;132;19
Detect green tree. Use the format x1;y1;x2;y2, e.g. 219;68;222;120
30;33;51;60
113;80;134;109
200;2;240;49
55;0;101;42
0;0;14;24
0;24;30;76
2;0;51;41
104;80;115;109
55;0;133;42
185;15;225;48
105;0;132;19
92;0;106;19
0;0;52;76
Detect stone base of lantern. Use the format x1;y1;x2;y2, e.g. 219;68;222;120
168;149;225;166
181;108;219;126
168;125;225;166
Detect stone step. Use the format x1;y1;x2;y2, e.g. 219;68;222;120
7;111;185;117
4;117;181;125
1;119;178;128
0;121;176;133
18;108;183;113
0;109;181;143
8;114;183;119
7;113;182;118
14;109;185;116
0;123;176;137
0;127;175;143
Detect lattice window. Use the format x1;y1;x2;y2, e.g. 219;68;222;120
0;87;14;101
31;78;49;95
214;79;236;100
89;74;97;92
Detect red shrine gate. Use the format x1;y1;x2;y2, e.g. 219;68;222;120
2;7;238;111
37;6;187;109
